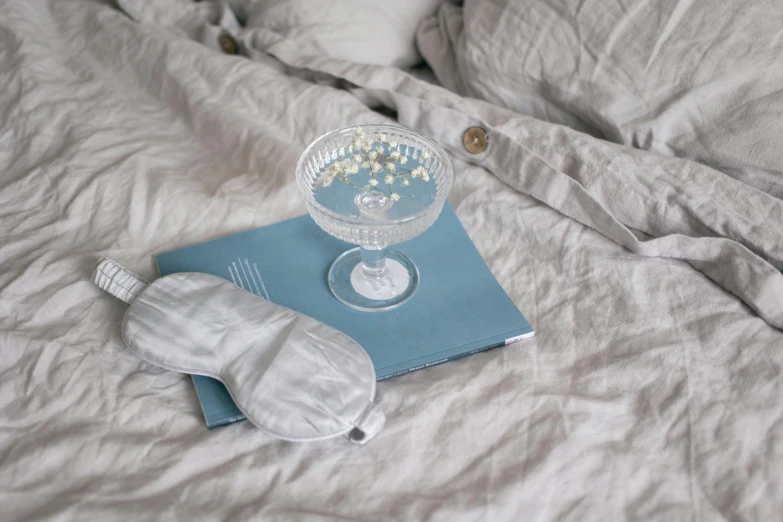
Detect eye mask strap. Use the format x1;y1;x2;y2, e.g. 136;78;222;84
349;402;386;444
92;257;148;304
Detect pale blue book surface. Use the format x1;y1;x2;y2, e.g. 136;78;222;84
155;203;534;428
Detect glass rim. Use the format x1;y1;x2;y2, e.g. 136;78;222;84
295;123;454;229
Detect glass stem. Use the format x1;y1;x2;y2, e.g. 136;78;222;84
360;246;387;279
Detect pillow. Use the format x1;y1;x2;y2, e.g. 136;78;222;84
419;0;783;198
244;0;443;69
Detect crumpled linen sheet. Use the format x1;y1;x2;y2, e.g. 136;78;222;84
0;1;781;521
417;0;783;199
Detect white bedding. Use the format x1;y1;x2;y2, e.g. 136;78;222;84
1;1;782;521
418;0;783;198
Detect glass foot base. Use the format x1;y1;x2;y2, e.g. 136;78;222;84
328;247;419;312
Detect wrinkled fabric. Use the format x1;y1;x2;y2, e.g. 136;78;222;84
92;258;383;443
117;0;443;68
418;0;783;198
1;1;782;521
242;0;443;69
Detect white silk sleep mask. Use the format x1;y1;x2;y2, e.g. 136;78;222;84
92;257;385;444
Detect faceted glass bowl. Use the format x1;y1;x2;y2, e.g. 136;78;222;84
295;124;453;311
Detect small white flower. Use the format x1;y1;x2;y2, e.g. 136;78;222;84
358;131;366;140
353;154;362;162
352;137;362;148
371;162;382;173
341;164;351;174
390;150;400;160
386;163;396;172
389;141;397;148
361;161;370;168
377;133;387;142
375;145;384;154
354;126;363;136
328;163;341;175
369;178;379;186
421;150;430;160
384;174;394;184
349;163;359;174
402;179;410;186
390;192;400;201
369;151;378;160
410;167;421;178
399;155;408;165
362;142;372;152
422;172;430;182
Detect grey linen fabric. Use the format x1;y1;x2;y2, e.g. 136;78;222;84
418;0;783;198
1;1;781;520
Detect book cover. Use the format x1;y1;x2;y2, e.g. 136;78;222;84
155;203;534;428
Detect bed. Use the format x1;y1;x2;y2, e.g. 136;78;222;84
1;0;782;520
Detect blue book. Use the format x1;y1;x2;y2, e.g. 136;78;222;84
155;203;534;428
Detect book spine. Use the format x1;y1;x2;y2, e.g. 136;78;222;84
378;340;507;381
207;414;247;429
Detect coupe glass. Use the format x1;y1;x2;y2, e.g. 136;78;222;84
295;124;454;312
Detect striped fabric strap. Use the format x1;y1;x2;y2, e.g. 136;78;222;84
92;257;149;304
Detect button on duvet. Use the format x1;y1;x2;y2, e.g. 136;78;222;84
218;33;238;55
462;127;488;154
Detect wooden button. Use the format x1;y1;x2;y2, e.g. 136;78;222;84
462;127;488;154
218;33;238;55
